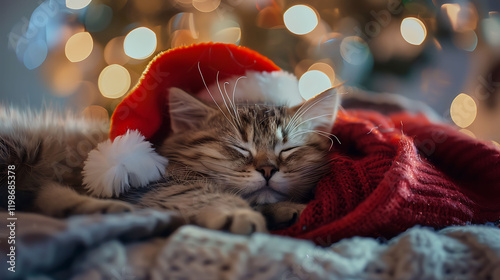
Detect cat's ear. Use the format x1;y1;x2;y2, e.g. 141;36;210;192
168;87;214;133
289;88;340;133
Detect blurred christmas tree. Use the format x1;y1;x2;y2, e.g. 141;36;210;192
7;0;500;143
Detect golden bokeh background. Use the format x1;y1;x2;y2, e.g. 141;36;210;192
2;0;500;145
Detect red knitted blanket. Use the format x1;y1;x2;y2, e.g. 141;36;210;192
274;109;500;245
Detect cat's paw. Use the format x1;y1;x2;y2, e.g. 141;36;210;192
196;207;267;235
256;202;306;230
70;199;134;216
225;209;268;234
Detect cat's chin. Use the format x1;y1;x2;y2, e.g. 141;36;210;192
246;189;287;205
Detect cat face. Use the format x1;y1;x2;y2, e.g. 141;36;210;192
160;87;339;205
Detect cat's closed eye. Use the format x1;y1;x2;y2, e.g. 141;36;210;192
279;146;300;158
230;145;252;157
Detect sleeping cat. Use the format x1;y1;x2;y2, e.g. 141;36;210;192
0;87;339;234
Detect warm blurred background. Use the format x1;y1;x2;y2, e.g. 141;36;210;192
1;0;500;144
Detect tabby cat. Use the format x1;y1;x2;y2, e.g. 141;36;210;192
0;87;339;234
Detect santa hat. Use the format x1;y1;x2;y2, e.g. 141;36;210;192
82;42;304;197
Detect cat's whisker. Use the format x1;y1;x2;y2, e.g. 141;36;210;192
288;114;335;135
259;116;272;126
289;95;335;130
286;94;335;133
231;76;246;123
215;72;231;116
228;187;246;197
223;81;241;128
217;72;245;131
323;132;341;145
286;97;324;131
216;71;237;123
289;128;329;139
290;129;338;150
198;160;238;174
197;63;238;131
223;82;235;117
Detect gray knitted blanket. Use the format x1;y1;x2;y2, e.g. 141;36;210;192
1;209;499;280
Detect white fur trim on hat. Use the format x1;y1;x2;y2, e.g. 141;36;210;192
197;70;304;107
82;130;168;198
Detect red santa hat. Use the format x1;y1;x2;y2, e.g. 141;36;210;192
83;42;304;197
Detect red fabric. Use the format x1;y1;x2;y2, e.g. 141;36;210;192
110;43;280;142
274;110;500;245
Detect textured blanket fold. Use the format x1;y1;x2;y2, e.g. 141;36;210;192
2;211;500;280
275;110;500;244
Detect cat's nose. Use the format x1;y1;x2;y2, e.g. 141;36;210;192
256;165;278;182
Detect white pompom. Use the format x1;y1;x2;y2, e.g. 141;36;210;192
82;130;168;198
196;70;304;107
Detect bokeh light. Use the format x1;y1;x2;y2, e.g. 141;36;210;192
482;17;500;47
84;4;113;32
442;4;461;30
66;0;92;10
133;0;163;15
171;30;198;48
433;38;442;51
492;141;500;149
169;12;198;38
213;27;241;44
104;36;129;65
298;70;332;100
212;20;241;45
98;64;131;99
442;3;478;32
294;59;314;80
6;0;500;146
50;63;83;96
284;5;318;35
257;6;283;29
340;36;370;65
459;129;476;138
74;41;103;73
23;41;48;70
400;17;427;45
450;93;477;128
65;32;93;62
124;27;157;60
169;13;199;48
308;62;335;85
82;105;109;121
453;30;478;52
192;0;221;13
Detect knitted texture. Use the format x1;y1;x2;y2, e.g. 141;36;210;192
275;110;500;244
4;211;500;280
158;225;500;280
